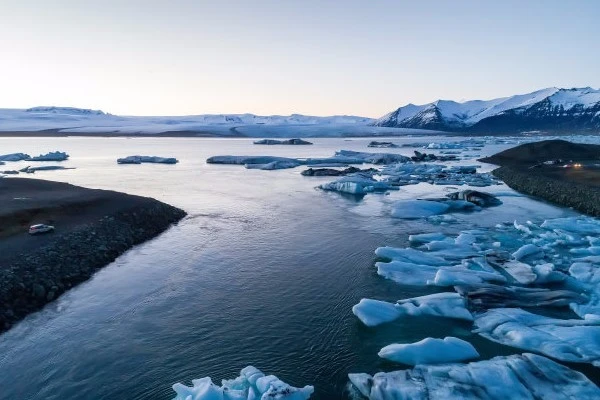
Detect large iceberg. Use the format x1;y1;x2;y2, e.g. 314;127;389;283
378;337;479;365
474;308;600;366
348;353;600;399
319;174;396;195
206;155;302;170
117;155;178;164
0;153;30;161
333;150;410;164
352;293;473;327
28;151;69;161
253;138;312;145
172;366;314;400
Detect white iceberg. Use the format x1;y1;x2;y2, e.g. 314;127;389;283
352;293;473;327
378;337;479;365
172;366;314;400
474;308;600;366
512;244;543;261
348;353;600;399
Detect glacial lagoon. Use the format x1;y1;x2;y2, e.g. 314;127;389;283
0;136;599;399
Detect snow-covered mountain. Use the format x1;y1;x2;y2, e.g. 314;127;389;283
374;87;600;133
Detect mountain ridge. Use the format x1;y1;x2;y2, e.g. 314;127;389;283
373;87;600;133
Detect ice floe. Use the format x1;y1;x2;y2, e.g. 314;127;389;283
253;138;313;145
0;153;30;161
28;151;69;161
378;337;479;365
19;165;74;173
474;308;600;366
319;174;396;195
348;353;600;399
172;366;314;400
352;293;473;327
117;155;179;164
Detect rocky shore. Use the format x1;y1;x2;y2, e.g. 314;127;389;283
482;140;600;217
0;179;186;333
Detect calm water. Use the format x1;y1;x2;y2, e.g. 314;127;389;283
0;137;578;399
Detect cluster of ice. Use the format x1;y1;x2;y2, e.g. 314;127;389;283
172;366;314;400
474;308;600;366
381;163;500;187
348;353;600;399
363;214;600;373
28;151;69;161
378;337;479;365
117;155;179;164
332;150;410;165
352;293;473;327
207;155;303;170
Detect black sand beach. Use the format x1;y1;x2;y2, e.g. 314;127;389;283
0;178;186;333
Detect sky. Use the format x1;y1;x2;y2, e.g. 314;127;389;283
1;0;599;118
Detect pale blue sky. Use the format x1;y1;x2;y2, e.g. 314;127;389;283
1;0;598;117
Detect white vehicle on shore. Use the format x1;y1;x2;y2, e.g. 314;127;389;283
28;224;55;235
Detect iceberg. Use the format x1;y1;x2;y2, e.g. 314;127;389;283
206;155;302;170
390;200;450;219
19;165;74;173
455;284;587;309
352;293;473;327
172;366;314;400
253;138;312;145
378;337;479;365
334;150;410;165
319;174;395;195
28;151;69;161
117;155;178;164
474;308;600;366
512;244;543;261
348;353;600;400
0;153;30;161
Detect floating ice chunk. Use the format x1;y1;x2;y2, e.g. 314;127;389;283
474;308;600;366
498;260;538;284
0;153;30;161
375;247;447;266
28;151;69;161
19;165;74;173
172;366;314;400
391;200;450;219
569;262;600;286
455;232;477;246
117;155;178;164
541;217;600;235
253;138;312;145
378;337;479;365
320;175;394;195
207;155;302;168
352;293;473;327
408;232;447;244
348;353;600;400
394;292;473;321
512;244;543;261
433;266;507;287
245;160;300;170
352;299;403;327
334;150;410;165
455;284;587;309
375;260;438;286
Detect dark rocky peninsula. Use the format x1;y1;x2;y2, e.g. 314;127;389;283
0;178;186;333
480;140;600;216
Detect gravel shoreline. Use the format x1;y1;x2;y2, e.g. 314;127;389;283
0;179;186;333
493;166;600;217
